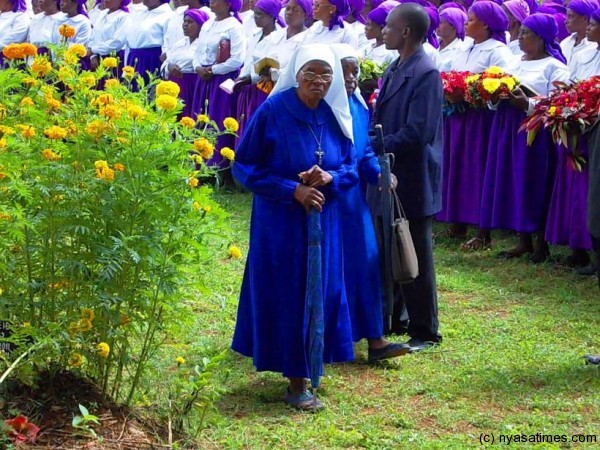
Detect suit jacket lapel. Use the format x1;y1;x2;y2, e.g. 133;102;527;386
376;49;422;107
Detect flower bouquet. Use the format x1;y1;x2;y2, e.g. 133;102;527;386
465;66;519;108
441;70;470;116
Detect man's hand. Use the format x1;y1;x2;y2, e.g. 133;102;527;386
294;184;326;212
298;165;333;187
378;173;397;191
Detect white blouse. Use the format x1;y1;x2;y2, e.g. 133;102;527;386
165;36;199;73
560;33;596;65
262;27;307;80
451;38;513;72
88;4;103;26
438;38;467;72
129;2;148;15
241;10;258;39
125;3;173;49
162;5;187;55
508;39;523;57
0;11;30;49
360;42;396;66
507;56;569;98
345;20;369;52
27;12;66;47
302;21;358;48
56;14;92;45
193;16;246;75
570;46;600;80
89;9;131;56
424;42;442;70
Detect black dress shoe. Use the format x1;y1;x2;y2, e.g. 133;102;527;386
368;342;410;362
584;354;600;365
406;338;439;353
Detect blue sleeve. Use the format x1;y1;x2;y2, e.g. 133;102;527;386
232;101;299;203
327;136;359;194
359;146;381;185
383;69;443;155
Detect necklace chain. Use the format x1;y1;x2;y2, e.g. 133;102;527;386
307;124;325;166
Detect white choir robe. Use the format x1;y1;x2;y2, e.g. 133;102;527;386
162;5;187;56
438;38;467;72
240;10;257;40
424;41;442;70
125;3;172;50
570;46;600;80
560;33;596;65
508;39;523;58
88;4;103;26
27;12;66;47
89;9;131;56
360;42;397;66
129;2;148;15
164;36;199;73
193;16;246;75
302;21;358;48
0;11;30;49
345;20;369;51
450;37;513;72
55;14;92;45
262;27;307;81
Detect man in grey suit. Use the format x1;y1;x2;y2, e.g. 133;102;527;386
372;3;443;351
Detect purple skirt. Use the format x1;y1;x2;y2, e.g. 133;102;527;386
126;47;162;87
170;72;197;119
545;145;592;250
235;84;268;146
192;70;240;167
437;108;495;225
480;102;557;233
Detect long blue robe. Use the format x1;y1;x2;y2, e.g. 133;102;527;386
341;95;384;341
231;88;357;378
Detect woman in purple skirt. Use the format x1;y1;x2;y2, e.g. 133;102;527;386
0;0;30;66
58;0;91;46
192;0;245;167
232;0;281;141
545;9;600;269
165;8;210;118
480;13;569;262
88;0;130;77
438;1;512;250
124;0;173;86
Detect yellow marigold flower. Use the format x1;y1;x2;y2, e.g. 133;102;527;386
105;78;120;89
86;120;109;138
191;154;203;165
31;57;52;77
99;104;121;120
197;114;209;123
500;76;517;92
548;106;557;116
46;97;61;111
95;165;115;181
193;138;214;160
2;43;25;60
19;97;34;108
188;177;199;188
22;76;38;87
220;147;235;161
66;44;86;58
179;116;195;128
0;126;15;136
113;163;125;171
203;205;212;213
0;139;6;149
44;126;68;140
122;65;135;78
176;356;186;365
97;342;110;358
95;93;114;106
156;80;181;97
465;74;481;85
156;94;178;111
21;43;37;57
68;353;84;367
127;105;146;119
192;201;201;211
80;73;96;87
58;24;76;38
57;66;75;82
116;136;129;145
228;245;242;259
18;125;36;139
484;66;504;76
41;148;61;161
78;318;93;332
81;308;95;320
102;57;118;69
223;117;239;133
482;78;502;94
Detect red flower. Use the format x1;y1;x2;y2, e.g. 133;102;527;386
4;415;40;446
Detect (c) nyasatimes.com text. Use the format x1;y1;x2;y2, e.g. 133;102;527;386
479;432;598;445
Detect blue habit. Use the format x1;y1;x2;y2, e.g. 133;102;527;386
341;94;384;341
231;88;357;378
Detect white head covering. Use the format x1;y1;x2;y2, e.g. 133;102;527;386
270;44;353;142
330;43;369;111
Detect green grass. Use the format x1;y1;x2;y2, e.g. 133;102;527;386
179;190;600;449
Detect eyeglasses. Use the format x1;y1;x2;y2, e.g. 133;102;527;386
300;71;333;82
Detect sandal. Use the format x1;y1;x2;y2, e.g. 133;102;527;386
460;237;491;251
284;388;325;412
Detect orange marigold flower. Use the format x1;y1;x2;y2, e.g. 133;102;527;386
188;177;199;188
66;44;86;58
41;149;61;161
18;125;36;139
31;57;52;77
179;116;195;128
58;24;76;38
21;43;37;57
2;43;25;60
44;126;68;140
113;163;125;171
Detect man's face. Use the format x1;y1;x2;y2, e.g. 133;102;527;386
382;9;407;51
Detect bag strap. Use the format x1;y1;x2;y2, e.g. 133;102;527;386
392;190;408;222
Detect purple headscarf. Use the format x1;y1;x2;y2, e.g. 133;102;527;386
425;6;440;47
593;8;600;21
291;0;313;17
474;0;501;5
371;0;385;8
440;7;467;39
536;4;568;39
522;13;567;63
226;0;244;22
328;0;351;29
523;0;537;13
367;0;398;25
458;0;474;8
439;1;466;12
503;0;529;22
120;0;131;11
184;7;210;25
75;0;89;16
470;1;509;44
255;0;286;25
11;0;27;12
348;0;367;22
567;0;600;18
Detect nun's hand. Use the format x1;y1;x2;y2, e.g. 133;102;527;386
298;165;333;187
508;88;529;110
294;184;325;213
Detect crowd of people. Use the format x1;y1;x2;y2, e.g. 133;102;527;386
1;0;599;410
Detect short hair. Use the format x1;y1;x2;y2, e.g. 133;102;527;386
393;3;430;43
